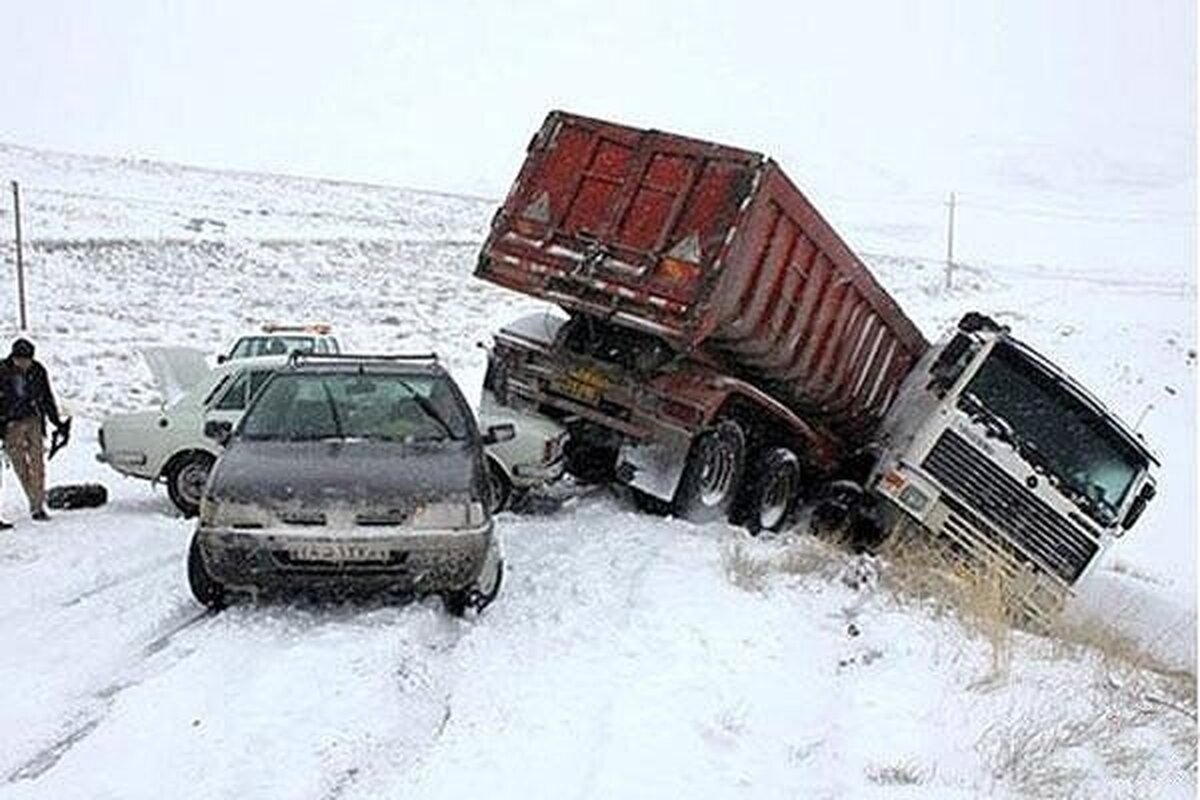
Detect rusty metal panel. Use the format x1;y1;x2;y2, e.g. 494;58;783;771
477;112;929;447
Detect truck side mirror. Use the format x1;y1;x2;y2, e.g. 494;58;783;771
483;423;516;445
204;420;234;446
927;334;974;396
1120;480;1156;532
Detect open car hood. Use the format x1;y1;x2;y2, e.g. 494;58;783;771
141;347;212;406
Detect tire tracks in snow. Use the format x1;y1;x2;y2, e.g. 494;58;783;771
5;605;215;784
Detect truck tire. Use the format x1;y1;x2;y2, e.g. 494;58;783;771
166;452;215;518
740;447;801;534
563;440;618;485
187;535;227;611
672;420;745;524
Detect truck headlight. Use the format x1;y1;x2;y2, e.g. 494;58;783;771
899;484;930;513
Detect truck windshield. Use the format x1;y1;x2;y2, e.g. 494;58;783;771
240;372;470;443
958;343;1145;526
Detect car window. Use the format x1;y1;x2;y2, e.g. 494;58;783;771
328;338;341;354
214;370;251;411
203;374;233;407
248;370;274;402
229;339;253;359
241;372;471;442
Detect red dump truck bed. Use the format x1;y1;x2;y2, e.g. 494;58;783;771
477;111;929;443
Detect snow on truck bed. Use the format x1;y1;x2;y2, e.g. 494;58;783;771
0;142;1193;798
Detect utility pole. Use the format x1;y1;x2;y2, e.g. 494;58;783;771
944;191;956;291
11;181;26;330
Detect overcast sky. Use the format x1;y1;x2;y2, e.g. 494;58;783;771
3;0;1192;201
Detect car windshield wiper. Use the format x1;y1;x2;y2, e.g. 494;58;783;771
320;380;346;439
396;381;461;441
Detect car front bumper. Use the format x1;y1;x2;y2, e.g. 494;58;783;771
510;454;566;487
195;523;495;598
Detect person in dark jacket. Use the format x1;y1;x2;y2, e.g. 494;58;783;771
0;338;66;523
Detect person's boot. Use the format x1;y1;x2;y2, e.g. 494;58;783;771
31;508;50;522
0;519;12;530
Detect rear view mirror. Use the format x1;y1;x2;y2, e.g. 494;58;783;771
483;423;516;445
204;420;234;446
1120;480;1156;532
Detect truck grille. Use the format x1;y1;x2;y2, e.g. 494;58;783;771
922;430;1098;584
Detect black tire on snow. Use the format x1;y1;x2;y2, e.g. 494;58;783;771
47;483;109;510
739;447;802;535
486;458;512;514
166;452;215;518
443;558;504;617
672;420;746;524
187;534;227;611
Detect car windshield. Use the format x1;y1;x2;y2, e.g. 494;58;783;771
958;342;1145;526
231;337;316;359
240;371;470;443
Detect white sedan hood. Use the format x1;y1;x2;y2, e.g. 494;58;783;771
141;346;211;406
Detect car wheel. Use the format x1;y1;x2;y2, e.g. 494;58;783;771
187;534;227;611
672;420;746;524
443;556;504;617
487;458;512;514
739;447;801;535
166;452;215;517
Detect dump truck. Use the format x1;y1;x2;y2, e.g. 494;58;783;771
476;110;1158;617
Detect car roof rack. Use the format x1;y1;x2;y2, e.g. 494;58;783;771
262;323;333;335
287;351;439;365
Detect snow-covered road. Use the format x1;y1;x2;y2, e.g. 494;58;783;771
0;427;1191;799
0;141;1193;797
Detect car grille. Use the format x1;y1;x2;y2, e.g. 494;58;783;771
922;430;1098;584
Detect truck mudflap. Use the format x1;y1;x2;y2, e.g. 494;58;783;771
615;434;692;502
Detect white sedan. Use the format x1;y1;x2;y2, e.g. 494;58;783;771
98;348;566;517
98;349;292;516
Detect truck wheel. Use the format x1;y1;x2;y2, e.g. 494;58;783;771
672;420;745;523
187;534;227;611
563;440;618;485
487;458;513;514
740;447;801;534
166;452;215;518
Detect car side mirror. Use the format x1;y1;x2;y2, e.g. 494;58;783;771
1120;480;1156;532
216;354;228;364
483;423;516;445
204;420;234;446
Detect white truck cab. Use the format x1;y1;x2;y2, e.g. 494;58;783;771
867;313;1158;619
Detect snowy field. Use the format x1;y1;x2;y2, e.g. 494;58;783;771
0;143;1194;798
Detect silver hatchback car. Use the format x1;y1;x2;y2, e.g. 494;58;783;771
187;354;511;615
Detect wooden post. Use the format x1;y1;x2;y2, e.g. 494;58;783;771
944;191;956;291
11;181;27;330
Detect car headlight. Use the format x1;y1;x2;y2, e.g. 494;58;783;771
409;501;487;529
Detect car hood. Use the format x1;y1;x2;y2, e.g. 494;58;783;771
141;347;212;405
208;439;484;510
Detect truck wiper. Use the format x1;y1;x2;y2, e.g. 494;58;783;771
960;392;1020;451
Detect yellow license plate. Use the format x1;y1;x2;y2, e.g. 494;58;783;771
553;367;611;404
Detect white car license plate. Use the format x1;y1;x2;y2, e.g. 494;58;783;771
289;543;389;563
